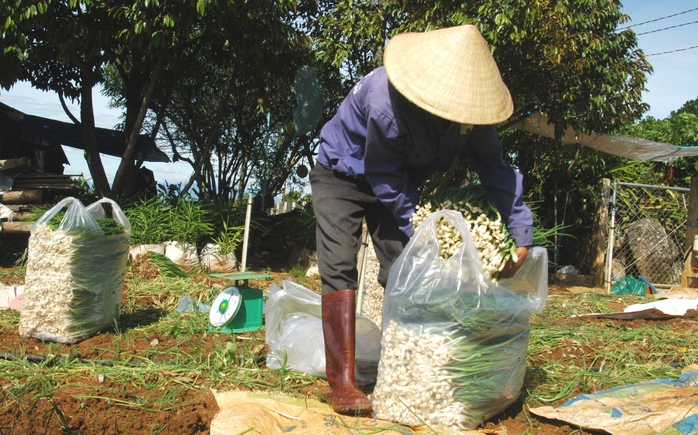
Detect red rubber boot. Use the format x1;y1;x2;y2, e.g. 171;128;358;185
322;289;373;415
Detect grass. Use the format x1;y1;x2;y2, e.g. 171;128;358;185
0;268;24;279
524;291;698;408
0;270;320;433
2;265;697;434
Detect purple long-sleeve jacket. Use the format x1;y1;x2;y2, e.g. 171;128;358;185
316;67;533;247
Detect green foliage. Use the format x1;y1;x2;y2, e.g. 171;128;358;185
283;189;305;204
123;193;213;246
617;97;698;188
288;263;307;278
311;0;651;133
146;251;188;278
285;205;317;250
0;0;50;88
212;219;245;256
122;196;171;245
620;114;698;148
168;194;214;245
71;175;98;202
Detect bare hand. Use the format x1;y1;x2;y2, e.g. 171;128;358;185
498;246;528;279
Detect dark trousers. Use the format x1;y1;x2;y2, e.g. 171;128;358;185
310;164;410;294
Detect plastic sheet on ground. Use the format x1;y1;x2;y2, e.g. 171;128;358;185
574;298;698;320
530;367;698;435
175;296;210;313
209;390;485;435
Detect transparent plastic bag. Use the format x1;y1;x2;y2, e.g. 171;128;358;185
498;246;549;313
20;197;131;343
265;280;381;385
373;210;535;430
86;197;131;233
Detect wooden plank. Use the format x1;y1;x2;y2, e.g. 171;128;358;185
1;189;42;204
1;221;33;235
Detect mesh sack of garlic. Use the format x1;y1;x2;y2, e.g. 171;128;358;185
19;197;131;344
372;210;534;431
411;184;518;280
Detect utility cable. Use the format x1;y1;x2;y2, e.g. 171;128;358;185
646;45;698;57
636;19;698;36
619;7;698;30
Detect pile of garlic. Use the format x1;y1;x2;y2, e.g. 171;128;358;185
19;226;76;341
410;195;515;280
372;320;468;430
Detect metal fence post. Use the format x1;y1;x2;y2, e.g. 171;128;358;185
685;177;698;252
604;180;618;293
606;181;690;290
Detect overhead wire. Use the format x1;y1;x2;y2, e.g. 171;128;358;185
636;19;698;36
618;7;698;30
619;7;698;57
645;45;698;57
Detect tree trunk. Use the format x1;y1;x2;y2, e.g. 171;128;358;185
79;85;112;198
112;56;165;197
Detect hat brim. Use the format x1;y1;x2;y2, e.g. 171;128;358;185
384;25;514;125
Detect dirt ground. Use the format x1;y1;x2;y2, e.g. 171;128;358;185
0;265;694;435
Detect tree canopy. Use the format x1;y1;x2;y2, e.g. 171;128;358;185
2;0;309;200
310;0;652;134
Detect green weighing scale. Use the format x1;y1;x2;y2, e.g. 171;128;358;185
208;271;271;333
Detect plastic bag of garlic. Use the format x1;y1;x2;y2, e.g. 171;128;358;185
372;210;535;431
19;197;131;344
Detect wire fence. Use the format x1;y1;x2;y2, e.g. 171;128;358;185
605;181;690;288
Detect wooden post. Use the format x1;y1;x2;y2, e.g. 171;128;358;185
681;177;698;287
588;178;611;287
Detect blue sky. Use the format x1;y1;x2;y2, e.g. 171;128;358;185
620;0;698;119
1;1;696;186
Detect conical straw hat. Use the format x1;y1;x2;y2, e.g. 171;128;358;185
383;25;513;125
